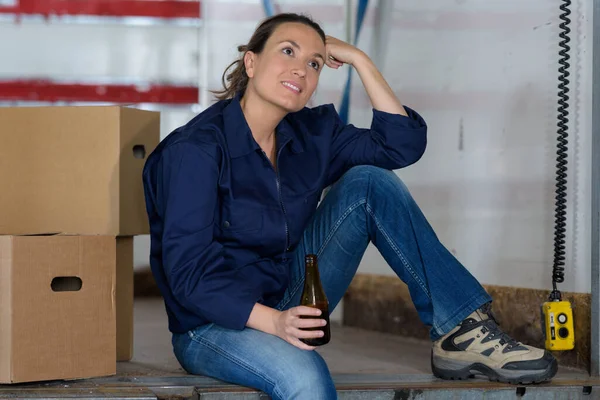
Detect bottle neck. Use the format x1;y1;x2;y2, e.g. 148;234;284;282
302;255;328;307
305;263;320;283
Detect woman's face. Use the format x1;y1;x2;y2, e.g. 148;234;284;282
244;22;326;113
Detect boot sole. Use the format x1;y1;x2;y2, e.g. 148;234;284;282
431;353;558;385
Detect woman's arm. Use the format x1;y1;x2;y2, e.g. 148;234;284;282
315;36;427;185
247;303;326;351
324;36;408;116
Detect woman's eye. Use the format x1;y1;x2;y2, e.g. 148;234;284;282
309;61;320;70
282;47;293;56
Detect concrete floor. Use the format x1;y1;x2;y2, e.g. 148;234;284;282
121;299;598;398
124;297;434;377
127;298;592;374
1;298;599;399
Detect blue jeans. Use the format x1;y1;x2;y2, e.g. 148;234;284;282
172;166;492;399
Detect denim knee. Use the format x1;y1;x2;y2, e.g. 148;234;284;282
337;165;407;198
344;165;389;178
342;165;401;185
274;364;337;400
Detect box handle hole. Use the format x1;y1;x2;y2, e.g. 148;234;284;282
133;145;146;159
51;277;82;292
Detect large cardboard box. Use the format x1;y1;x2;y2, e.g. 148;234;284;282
116;237;134;362
0;235;116;384
0;106;159;236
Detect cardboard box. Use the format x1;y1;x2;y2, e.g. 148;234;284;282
0;235;116;384
0;106;159;236
116;237;134;362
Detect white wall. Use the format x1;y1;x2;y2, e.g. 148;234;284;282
112;0;600;296
1;0;594;294
353;0;594;294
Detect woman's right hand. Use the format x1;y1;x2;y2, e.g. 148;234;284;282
273;306;327;350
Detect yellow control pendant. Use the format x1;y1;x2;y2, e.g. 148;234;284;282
542;301;575;351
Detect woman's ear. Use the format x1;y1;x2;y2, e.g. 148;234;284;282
243;51;256;78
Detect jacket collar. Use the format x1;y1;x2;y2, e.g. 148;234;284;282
223;93;305;158
223;94;259;158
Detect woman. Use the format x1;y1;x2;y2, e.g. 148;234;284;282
143;13;557;399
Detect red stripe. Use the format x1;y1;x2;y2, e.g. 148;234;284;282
0;79;514;110
0;0;200;19
0;79;199;104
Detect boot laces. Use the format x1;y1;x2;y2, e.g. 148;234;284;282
482;319;520;349
479;303;520;349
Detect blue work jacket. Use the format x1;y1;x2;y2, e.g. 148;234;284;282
142;94;427;333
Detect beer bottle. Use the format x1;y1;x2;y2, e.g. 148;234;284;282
299;254;331;346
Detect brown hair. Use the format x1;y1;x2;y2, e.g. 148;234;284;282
212;13;326;101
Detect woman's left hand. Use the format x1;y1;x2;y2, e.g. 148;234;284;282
325;36;364;69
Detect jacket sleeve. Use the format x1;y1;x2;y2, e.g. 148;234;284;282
156;142;260;330
324;105;428;186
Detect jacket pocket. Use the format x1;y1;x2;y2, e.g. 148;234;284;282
220;205;264;233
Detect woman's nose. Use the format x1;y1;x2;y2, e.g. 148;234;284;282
292;63;307;78
293;69;306;78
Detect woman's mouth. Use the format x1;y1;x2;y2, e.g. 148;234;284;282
282;81;301;94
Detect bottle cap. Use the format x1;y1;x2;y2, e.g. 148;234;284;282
305;254;317;264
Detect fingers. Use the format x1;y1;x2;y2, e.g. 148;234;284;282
295;317;327;329
286;324;325;339
325;35;360;68
291;338;317;351
283;322;324;339
281;307;327;351
326;57;343;69
325;49;344;69
325;37;344;69
292;306;322;317
281;317;325;333
293;327;325;340
287;307;326;329
285;327;323;351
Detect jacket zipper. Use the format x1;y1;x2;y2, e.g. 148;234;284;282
261;147;290;254
276;172;290;253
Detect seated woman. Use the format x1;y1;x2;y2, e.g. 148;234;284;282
142;12;558;400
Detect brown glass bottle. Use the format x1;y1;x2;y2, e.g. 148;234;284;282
299;254;331;346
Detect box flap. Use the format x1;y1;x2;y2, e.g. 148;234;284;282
0;232;62;237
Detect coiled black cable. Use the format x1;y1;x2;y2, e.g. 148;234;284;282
552;0;571;298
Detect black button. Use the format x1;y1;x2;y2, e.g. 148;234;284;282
223;221;230;228
558;327;569;339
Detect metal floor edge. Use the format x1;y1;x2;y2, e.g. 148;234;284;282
1;373;599;399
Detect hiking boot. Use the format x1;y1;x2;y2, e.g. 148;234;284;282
432;303;558;384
